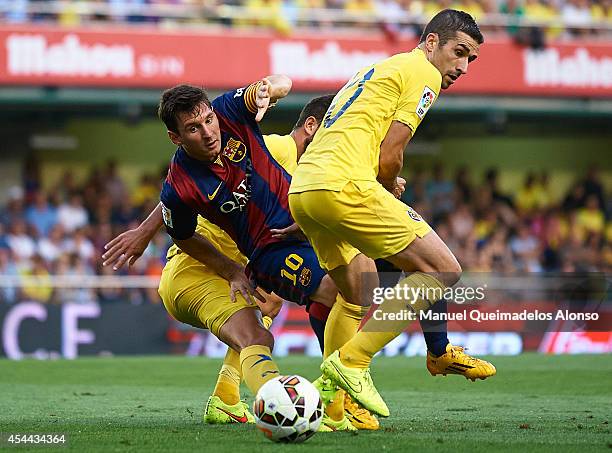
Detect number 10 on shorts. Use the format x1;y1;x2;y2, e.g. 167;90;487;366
280;254;304;286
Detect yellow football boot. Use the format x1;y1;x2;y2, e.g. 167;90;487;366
312;375;337;406
321;350;389;417
344;393;379;430
203;395;255;424
427;344;496;381
319;413;358;432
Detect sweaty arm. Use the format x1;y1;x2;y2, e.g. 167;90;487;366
174;233;242;281
174;232;264;303
378;55;441;195
160;194;242;281
377;120;413;195
160;185;263;302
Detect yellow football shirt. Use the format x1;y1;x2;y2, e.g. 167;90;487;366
289;48;441;193
263;134;298;175
165;134;296;262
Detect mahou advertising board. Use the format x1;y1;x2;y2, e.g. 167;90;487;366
0;25;611;97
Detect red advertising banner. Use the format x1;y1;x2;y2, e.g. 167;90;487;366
0;25;611;97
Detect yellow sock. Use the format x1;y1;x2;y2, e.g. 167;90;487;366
213;357;241;405
213;314;273;402
340;272;446;368
239;345;280;394
324;294;365;358
322;295;364;420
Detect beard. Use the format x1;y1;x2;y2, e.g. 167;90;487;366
303;135;314;152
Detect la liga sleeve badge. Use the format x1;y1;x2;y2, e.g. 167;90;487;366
161;202;173;229
416;86;436;119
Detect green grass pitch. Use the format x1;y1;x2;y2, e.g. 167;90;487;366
0;354;610;452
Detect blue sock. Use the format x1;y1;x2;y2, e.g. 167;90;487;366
307;302;330;354
308;315;325;353
374;259;449;356
419;299;449;357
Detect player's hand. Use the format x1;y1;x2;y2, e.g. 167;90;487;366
254;78;271;122
228;268;266;304
256;292;284;319
393;176;406;199
270;223;307;242
102;228;153;270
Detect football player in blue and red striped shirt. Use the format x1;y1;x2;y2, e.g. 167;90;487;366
158;77;343;399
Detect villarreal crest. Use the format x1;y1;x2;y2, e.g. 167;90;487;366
223;138;247;162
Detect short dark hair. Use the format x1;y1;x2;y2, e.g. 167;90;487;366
419;9;484;46
292;94;335;130
158;84;212;134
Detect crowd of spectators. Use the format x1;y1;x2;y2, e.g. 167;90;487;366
0;156;609;305
0;0;610;40
404;165;610;274
0;158;165;305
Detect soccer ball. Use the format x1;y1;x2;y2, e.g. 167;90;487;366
253;375;323;443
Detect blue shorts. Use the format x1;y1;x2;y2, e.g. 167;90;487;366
247;241;326;306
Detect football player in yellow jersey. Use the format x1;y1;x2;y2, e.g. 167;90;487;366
289;10;494;417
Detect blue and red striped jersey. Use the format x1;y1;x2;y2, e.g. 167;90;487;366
160;86;294;261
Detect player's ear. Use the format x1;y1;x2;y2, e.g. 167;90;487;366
425;32;439;52
304;116;318;136
167;130;181;146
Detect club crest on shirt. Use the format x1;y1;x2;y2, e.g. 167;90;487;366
416;86;436;119
223;138;246;162
299;267;312;287
406;206;422;222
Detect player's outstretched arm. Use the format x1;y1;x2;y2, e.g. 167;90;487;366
102;203;164;270
378;120;412;198
254;75;292;122
174;232;265;304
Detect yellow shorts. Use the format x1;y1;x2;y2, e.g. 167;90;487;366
288;181;432;271
158;251;257;337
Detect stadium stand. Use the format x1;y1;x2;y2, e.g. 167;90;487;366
0;0;610;40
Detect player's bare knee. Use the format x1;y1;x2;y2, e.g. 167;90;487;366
422;247;462;286
446;266;462;287
449;256;462;284
241;327;274;350
436;259;462;287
